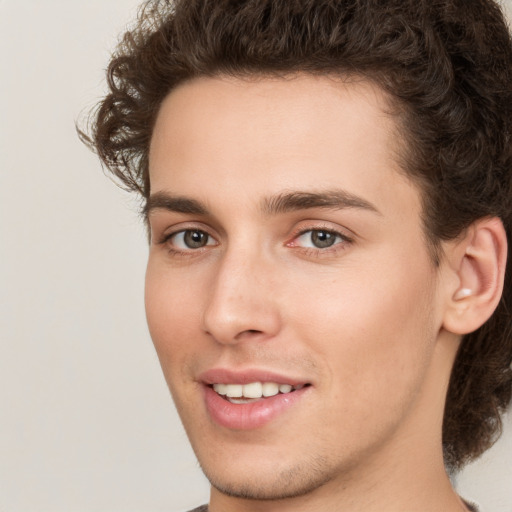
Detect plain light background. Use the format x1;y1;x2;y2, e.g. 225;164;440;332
0;1;511;511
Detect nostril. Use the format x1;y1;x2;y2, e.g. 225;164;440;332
233;329;264;341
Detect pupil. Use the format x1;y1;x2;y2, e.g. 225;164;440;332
184;230;207;248
311;230;335;248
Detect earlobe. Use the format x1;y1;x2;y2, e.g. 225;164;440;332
443;217;507;335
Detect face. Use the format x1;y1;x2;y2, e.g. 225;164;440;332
146;75;447;501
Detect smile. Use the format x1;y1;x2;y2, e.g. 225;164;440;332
203;375;312;430
212;382;307;403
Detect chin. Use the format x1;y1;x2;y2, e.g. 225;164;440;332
199;453;338;501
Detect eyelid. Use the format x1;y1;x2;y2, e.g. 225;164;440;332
154;222;219;246
287;221;354;244
284;222;355;259
169;229;217;249
153;220;354;255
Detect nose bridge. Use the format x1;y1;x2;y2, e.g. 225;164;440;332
202;242;281;344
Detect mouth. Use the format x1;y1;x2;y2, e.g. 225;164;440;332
209;382;311;404
200;370;312;430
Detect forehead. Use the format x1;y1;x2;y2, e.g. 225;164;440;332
148;74;419;222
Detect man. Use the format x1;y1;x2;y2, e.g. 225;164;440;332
82;0;512;510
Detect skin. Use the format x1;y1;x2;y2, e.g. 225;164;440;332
145;75;470;512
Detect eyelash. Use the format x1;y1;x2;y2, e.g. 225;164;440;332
287;226;353;256
158;229;216;256
157;225;353;258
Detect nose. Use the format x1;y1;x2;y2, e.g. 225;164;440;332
202;249;282;345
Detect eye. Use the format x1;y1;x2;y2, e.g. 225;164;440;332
294;229;347;249
167;229;216;250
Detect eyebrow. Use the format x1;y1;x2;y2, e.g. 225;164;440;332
144;192;208;217
144;189;381;219
262;190;381;216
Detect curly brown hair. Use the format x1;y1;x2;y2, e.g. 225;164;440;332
81;0;512;470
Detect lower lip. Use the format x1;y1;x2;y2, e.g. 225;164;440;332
204;385;309;430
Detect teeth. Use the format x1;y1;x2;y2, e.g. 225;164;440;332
243;382;263;398
212;382;303;399
262;382;279;397
225;384;243;397
214;383;227;395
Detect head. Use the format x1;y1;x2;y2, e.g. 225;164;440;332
83;0;512;484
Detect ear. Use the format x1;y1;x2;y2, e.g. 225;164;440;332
442;217;508;335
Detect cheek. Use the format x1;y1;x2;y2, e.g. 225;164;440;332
144;261;203;371
289;250;437;402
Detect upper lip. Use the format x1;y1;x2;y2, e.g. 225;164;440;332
199;368;311;386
